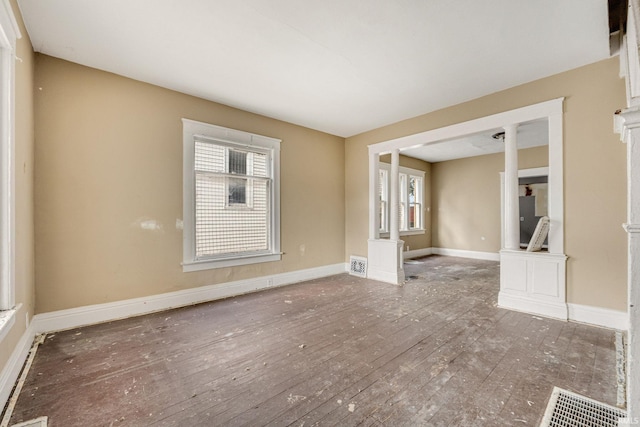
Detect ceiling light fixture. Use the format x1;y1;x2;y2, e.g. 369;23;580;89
491;131;505;141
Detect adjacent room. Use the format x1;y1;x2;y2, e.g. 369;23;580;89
0;0;637;425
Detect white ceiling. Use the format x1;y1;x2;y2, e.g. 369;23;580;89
17;0;610;139
402;120;549;163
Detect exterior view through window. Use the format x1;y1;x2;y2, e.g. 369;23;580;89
182;119;281;271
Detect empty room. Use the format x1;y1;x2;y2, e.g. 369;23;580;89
0;0;638;426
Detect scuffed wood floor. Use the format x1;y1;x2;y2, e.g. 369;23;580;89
8;256;619;426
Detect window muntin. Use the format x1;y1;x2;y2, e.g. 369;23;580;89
183;119;281;271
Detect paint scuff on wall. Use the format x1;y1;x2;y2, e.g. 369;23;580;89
131;217;164;233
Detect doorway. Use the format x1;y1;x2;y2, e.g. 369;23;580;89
367;99;566;321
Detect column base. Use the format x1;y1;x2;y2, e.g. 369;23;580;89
367;239;405;285
499;249;567;320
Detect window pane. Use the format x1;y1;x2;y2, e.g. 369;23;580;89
194;140;271;258
194;141;225;173
228;149;247;175
399;174;407;230
195;175;270;257
409;204;415;229
409;176;416;203
408;175;423;229
228;177;246;205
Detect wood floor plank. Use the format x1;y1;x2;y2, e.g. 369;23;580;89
6;256;620;426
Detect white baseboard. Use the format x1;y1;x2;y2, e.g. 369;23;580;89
432;247;500;261
498;292;568;320
568;303;628;330
32;263;347;334
0;323;35;413
403;248;432;259
367;267;404;285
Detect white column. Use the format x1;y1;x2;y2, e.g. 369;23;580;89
390;149;400;241
503;124;520;250
368;148;403;285
615;108;640;421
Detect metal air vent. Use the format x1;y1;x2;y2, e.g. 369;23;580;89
349;256;367;278
540;387;626;427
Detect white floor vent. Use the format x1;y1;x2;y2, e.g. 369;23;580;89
540;387;626;427
349;256;367;278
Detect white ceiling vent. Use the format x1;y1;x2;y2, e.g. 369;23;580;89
349;256;367;278
540;387;626;427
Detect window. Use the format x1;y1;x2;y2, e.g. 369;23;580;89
183;119;281;271
378;163;425;235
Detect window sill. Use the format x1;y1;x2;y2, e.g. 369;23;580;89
0;308;16;343
183;252;282;272
379;229;426;238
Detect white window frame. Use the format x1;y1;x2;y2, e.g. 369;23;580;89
182;119;281;272
0;0;20;341
379;163;425;237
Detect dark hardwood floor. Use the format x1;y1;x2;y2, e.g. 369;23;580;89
7;256;620;426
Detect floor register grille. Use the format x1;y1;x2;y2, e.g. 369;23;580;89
9;416;47;427
540;387;627;427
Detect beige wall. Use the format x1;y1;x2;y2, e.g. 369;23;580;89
34;55;345;313
0;0;36;379
432;146;548;251
345;57;627;311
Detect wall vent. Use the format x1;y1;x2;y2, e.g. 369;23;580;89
349;256;367;278
540;387;626;427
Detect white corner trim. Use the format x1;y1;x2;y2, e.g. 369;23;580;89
0;322;34;413
568;303;629;330
431;247;500;261
404;247;433;259
32;263;347;334
0;0;21;46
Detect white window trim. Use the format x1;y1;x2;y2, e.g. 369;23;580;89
0;0;21;339
182;119;281;272
378;163;426;237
